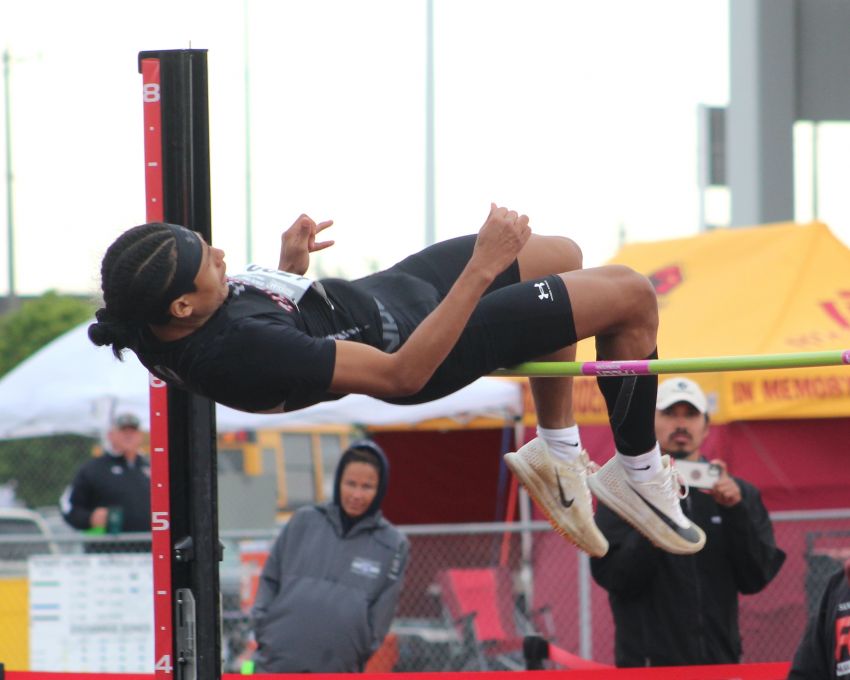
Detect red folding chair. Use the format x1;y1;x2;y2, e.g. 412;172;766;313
436;566;550;670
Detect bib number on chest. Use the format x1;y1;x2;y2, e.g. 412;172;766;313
233;265;315;304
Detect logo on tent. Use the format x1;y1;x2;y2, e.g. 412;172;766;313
648;265;683;295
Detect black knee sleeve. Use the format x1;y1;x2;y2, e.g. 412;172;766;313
596;349;658;455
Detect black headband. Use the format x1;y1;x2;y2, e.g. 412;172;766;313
159;224;203;315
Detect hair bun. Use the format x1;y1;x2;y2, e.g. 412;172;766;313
87;320;114;346
88;312;137;357
94;307;114;323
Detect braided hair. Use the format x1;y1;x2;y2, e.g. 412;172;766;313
88;223;180;358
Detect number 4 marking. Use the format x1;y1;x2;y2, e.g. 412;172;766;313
155;654;174;673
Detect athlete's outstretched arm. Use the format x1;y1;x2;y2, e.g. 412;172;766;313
330;204;530;398
278;214;335;275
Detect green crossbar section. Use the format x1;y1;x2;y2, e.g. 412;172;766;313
494;350;850;377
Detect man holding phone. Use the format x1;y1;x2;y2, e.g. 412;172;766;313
590;377;786;667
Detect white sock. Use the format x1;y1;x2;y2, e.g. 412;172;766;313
537;425;582;464
616;443;662;482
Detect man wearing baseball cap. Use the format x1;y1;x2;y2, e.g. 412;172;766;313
59;412;151;551
590;376;786;667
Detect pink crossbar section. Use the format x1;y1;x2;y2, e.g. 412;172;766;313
4;663;792;679
581;360;652;376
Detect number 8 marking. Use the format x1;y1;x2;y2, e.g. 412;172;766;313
143;83;161;103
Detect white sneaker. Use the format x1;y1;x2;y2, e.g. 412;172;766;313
504;438;609;557
587;454;706;555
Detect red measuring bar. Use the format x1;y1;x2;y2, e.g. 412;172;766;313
140;56;175;678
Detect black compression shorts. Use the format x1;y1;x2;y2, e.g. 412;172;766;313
351;235;578;404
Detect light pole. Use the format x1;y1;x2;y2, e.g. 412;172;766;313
243;0;254;263
3;48;16;311
424;0;435;246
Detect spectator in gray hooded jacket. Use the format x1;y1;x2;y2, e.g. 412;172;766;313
251;439;409;673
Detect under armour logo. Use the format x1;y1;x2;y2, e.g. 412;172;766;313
534;280;554;302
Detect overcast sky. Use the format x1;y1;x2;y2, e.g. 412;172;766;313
1;1;847;298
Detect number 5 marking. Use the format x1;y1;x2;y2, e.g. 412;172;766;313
152;511;170;531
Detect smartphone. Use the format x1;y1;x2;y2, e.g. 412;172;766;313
674;460;721;489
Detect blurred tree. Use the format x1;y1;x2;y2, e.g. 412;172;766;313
0;435;95;509
0;291;94;377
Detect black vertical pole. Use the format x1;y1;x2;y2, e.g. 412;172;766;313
138;49;220;680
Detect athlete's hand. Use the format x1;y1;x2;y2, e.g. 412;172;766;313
472;203;531;279
279;214;335;275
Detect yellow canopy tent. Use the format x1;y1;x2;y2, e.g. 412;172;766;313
569;221;850;425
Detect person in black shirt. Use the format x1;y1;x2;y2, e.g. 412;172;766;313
590;378;785;667
788;559;850;679
88;206;706;558
60;412;151;551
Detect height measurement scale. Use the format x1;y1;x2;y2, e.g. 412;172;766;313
140;57;175;678
138;49;220;680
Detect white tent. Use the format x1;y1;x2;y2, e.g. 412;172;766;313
0;320;523;439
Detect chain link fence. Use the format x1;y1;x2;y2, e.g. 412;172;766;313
0;432;847;671
0;507;848;672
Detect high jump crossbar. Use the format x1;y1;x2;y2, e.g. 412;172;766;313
494;349;850;377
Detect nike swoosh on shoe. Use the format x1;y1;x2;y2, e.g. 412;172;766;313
555;469;574;508
634;492;702;544
625;464;651;471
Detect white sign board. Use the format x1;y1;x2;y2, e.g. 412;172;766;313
29;554;153;672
